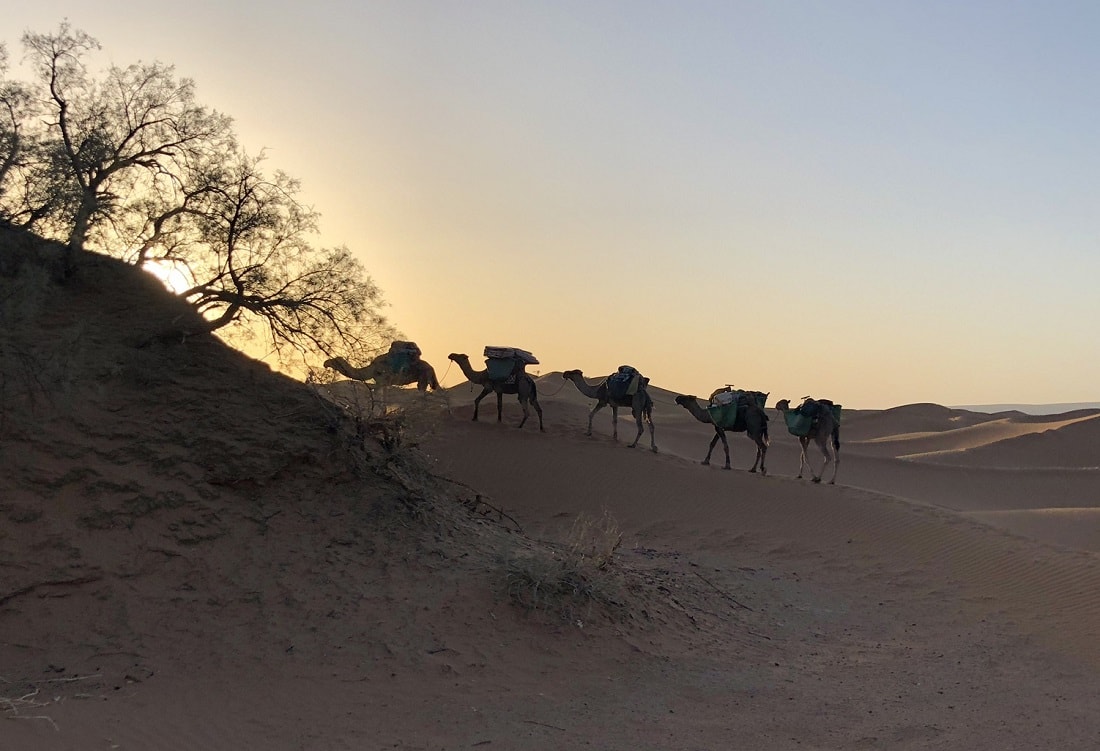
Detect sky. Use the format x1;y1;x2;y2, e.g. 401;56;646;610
7;2;1100;409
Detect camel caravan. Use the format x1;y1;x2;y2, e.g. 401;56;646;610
323;341;840;483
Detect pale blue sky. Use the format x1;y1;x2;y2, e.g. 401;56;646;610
8;2;1100;408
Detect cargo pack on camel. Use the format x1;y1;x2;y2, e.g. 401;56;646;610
779;397;842;438
387;340;422;374
607;365;648;402
483;346;539;384
705;387;768;431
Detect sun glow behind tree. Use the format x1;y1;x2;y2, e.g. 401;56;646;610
0;22;396;373
143;259;192;296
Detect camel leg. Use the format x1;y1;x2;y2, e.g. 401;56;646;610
704;430;731;469
585;403;607;436
627;408;644;449
748;434;766;474
797;437;809;479
517;397;530;429
702;433;720;466
647;416;657;453
532;395;544;432
829;427;840;484
818;436;840;484
811;436;828;483
472;386;493;422
496;391;505;423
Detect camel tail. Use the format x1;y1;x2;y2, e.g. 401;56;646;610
832;425;841;451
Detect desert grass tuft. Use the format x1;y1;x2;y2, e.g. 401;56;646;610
504;509;626;623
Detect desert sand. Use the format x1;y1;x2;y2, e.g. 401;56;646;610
4;246;1100;750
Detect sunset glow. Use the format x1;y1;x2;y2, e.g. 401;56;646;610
9;3;1100;408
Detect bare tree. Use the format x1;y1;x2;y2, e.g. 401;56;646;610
0;44;35;225
22;22;233;269
175;149;394;363
3;22;394;364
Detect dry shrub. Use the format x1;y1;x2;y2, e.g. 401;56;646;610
504;509;626;624
308;367;452;460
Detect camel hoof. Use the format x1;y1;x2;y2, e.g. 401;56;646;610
812;477;822;484
700;460;710;466
722;466;731;471
749;468;757;474
651;447;658;454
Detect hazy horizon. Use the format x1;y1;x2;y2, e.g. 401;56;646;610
8;3;1100;410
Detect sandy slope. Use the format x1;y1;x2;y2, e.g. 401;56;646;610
5;240;1100;749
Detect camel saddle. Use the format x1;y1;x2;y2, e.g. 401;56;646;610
783;397;842;437
608;365;646;401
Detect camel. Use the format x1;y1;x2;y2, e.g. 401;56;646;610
775;398;840;484
447;353;544;431
561;370;657;452
323;353;440;392
674;393;769;473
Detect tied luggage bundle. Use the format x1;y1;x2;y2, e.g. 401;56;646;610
706;387;767;430
783;397;842;437
387;340;422;374
483;346;539;382
607;365;647;401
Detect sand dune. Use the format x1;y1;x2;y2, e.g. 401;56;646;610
847;409;1100;463
7;243;1100;749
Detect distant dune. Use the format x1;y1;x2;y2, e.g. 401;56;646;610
954;402;1100;414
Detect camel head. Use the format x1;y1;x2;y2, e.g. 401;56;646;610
322;357;342;370
674;394;697;407
562;369;583;380
775;398;791;412
447;353;467;362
